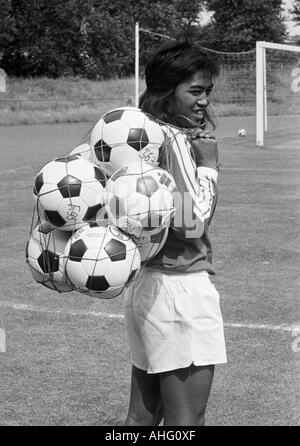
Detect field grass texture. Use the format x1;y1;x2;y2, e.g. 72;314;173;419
0;62;299;126
0;118;299;425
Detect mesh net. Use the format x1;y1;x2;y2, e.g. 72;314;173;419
139;28;300;139
26;199;141;299
265;48;300;116
26;126;178;297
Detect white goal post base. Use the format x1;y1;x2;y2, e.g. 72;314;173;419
256;41;300;147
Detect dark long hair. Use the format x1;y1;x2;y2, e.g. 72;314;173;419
139;40;220;130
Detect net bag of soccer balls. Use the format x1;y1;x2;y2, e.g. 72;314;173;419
26;107;177;298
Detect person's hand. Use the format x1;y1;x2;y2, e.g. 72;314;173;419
187;130;219;170
187;128;215;141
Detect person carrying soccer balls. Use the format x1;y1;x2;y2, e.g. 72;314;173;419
123;40;227;426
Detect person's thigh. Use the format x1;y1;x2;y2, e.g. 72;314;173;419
125;365;163;426
159;364;215;426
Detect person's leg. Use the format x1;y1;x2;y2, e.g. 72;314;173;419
125;365;163;426
159;364;214;426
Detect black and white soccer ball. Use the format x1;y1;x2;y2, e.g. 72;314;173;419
135;228;169;263
64;224;141;298
33;155;107;231
26;221;73;292
89;107;165;176
238;128;247;137
105;161;177;237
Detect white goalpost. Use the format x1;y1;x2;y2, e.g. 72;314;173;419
135;22;140;108
256;41;300;147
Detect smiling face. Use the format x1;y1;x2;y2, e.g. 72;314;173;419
171;71;214;128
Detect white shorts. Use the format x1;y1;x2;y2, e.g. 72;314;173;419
124;268;227;374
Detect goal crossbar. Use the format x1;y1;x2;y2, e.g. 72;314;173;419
256;41;300;52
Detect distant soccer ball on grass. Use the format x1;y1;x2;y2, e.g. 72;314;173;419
33;155;107;231
105;161;177;237
26;221;73;292
90;107;165;176
64;224;141;298
238;128;247;137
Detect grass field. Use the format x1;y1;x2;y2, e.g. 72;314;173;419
0;77;137;125
1;72;299;125
0;117;299;426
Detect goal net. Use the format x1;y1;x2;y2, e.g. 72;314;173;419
256;41;300;146
136;26;300;147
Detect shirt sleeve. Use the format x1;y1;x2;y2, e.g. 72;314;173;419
161;125;218;240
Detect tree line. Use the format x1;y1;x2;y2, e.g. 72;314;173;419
0;0;296;79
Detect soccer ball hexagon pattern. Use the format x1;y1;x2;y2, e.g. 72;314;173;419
105;161;177;237
26;221;73;292
64;224;141;298
33;155;107;231
90;107;165;176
